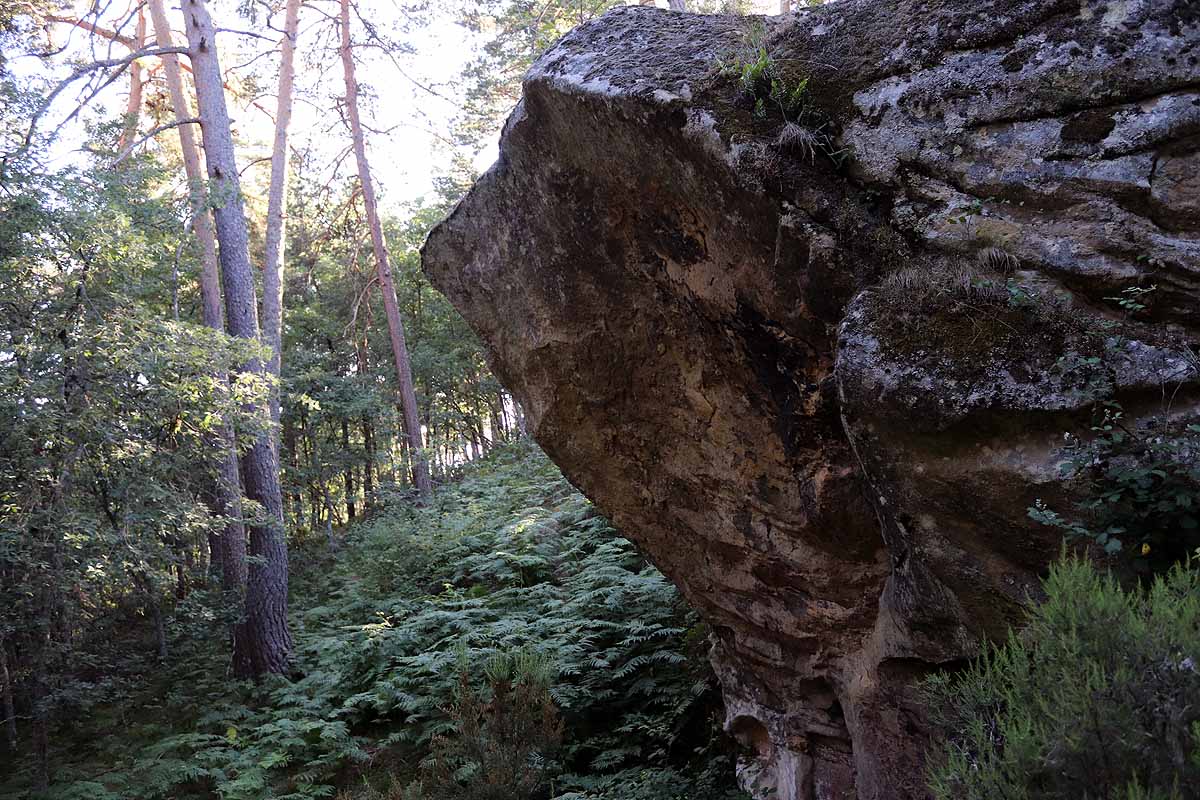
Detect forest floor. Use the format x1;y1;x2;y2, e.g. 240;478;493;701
2;443;747;800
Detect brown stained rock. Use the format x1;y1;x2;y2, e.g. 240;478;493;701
423;3;1200;798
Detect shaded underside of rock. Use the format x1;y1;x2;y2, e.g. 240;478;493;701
423;3;1200;798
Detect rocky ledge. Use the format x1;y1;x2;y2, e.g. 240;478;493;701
422;2;1200;798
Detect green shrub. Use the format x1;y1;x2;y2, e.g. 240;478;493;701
406;649;564;800
924;558;1200;800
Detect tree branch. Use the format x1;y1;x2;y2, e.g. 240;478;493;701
5;45;190;164
43;15;137;48
217;26;279;43
111;117;201;165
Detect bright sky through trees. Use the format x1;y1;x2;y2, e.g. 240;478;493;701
22;0;775;209
21;0;486;208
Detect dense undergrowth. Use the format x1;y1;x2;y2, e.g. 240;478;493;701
1;443;747;800
925;558;1200;800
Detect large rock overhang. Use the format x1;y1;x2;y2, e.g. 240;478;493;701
423;4;1200;798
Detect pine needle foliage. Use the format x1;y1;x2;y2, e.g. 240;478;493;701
924;557;1200;800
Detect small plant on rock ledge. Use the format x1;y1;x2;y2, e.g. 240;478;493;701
1029;284;1200;569
715;22;847;166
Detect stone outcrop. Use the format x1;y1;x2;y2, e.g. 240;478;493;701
422;3;1200;798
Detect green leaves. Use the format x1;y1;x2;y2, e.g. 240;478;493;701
1031;284;1199;567
925;558;1200;800
25;444;741;800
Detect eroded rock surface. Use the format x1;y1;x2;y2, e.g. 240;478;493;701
422;3;1200;798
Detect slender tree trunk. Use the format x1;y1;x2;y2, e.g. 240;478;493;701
322;490;337;550
150;595;168;661
306;411;324;527
148;0;247;595
474;407;487;454
356;340;375;505
426;420;435;477
282;414;304;528
261;0;301;426
182;0;291;677
118;6;147;150
496;391;509;442
341;418;356;521
385;421;398;485
338;0;431;500
515;401;528;437
489;397;502;447
361;416;375;502
0;639;16;750
667;0;687;10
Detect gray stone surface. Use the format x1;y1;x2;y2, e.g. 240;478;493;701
423;3;1200;797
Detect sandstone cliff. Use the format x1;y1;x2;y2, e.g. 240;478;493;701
422;3;1200;798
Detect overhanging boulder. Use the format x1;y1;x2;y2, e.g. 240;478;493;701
423;3;1200;798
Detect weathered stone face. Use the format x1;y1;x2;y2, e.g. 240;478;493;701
423;3;1200;798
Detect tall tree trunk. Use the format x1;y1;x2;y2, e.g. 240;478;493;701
361;416;375;502
356;339;375;505
514;401;528;437
261;0;301;426
148;0;247;595
152;598;168;661
137;573;169;662
496;391;509;442
488;396;502;447
338;0;432;500
282;413;305;528
341;418;356;521
304;409;324;528
182;0;291;677
0;639;16;750
118;6;147;150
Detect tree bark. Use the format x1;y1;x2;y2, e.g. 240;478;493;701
117;6;147;150
513;401;527;437
182;0;291;677
338;0;432;500
361;416;375;502
0;639;16;750
261;0;302;426
282;413;304;528
148;0;247;595
341;418;356;520
488;394;503;447
355;339;376;505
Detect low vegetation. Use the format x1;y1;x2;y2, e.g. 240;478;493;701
715;20;846;166
925;557;1200;800
0;444;747;800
